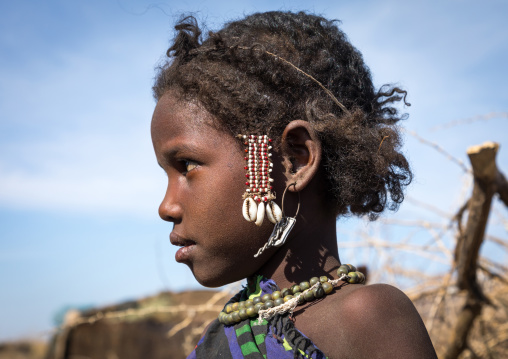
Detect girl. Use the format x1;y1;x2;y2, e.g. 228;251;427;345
151;11;437;358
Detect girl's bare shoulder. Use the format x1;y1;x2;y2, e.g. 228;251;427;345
295;283;437;359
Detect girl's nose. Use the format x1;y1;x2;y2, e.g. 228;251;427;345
158;183;183;223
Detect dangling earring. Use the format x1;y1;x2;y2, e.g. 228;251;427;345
254;182;300;258
238;134;282;227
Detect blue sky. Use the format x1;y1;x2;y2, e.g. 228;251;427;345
1;0;507;341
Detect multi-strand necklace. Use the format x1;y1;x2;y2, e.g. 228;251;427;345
218;264;365;325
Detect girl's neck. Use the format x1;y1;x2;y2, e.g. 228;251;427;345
255;212;340;290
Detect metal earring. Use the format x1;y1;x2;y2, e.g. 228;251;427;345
254;182;300;258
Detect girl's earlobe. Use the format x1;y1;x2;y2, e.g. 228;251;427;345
280;120;322;192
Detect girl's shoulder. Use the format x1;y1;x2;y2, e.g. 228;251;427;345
294;283;437;359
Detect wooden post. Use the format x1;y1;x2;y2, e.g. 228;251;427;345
445;142;508;359
456;142;498;295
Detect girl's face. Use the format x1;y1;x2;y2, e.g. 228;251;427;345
151;92;276;287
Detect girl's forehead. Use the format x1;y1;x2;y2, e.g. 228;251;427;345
152;92;214;131
151;92;237;148
154;92;210;121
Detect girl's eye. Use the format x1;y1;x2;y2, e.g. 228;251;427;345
183;160;198;174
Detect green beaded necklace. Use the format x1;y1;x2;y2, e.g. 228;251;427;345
218;264;365;325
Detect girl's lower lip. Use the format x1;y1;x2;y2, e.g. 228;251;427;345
175;244;196;262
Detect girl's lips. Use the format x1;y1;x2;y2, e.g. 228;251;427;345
175;243;196;263
170;232;196;263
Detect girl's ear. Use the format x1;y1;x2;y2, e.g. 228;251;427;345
280;120;322;192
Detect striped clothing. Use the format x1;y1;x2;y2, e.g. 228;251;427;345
187;276;327;359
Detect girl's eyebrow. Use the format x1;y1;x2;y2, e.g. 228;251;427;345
158;144;202;168
166;144;201;157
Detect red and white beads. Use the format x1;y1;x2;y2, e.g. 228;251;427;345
240;134;282;226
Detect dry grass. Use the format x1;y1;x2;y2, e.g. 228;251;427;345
0;341;47;359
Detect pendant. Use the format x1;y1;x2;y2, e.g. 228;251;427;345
254;216;296;258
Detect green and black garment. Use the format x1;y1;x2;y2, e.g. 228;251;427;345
187;276;327;359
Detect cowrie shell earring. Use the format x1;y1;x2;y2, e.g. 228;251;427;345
238;135;279;227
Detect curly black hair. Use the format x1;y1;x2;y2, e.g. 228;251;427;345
153;11;412;219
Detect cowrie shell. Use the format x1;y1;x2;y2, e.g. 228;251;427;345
271;202;282;222
255;201;265;226
242;198;257;222
266;202;277;224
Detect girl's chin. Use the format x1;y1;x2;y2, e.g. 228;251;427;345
190;265;253;288
192;273;232;288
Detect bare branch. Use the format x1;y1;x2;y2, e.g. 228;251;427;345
430;112;508;131
452;199;470;236
486;235;508;250
405;196;452;218
403;129;472;173
478;264;508;285
495;169;508;207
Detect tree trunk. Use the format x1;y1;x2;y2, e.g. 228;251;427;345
445;142;508;359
